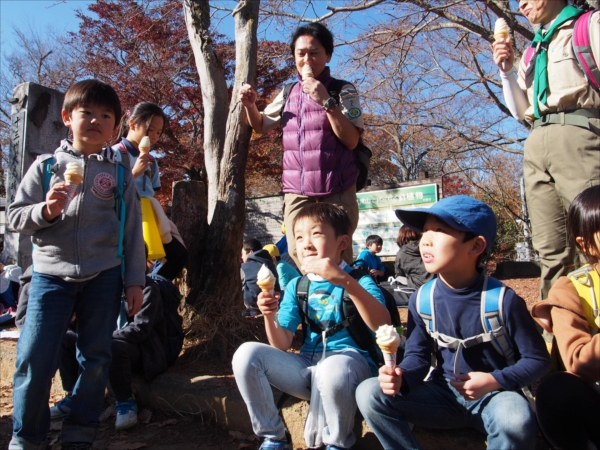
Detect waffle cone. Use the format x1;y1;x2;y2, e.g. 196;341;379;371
139;147;151;154
65;174;83;185
494;31;509;41
257;279;276;292
378;343;399;355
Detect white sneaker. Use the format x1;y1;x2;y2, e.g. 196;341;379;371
115;397;138;431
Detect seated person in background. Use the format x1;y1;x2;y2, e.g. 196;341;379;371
531;185;600;450
356;195;550;450
263;244;300;291
356;235;385;280
51;268;183;432
232;203;391;450
241;238;280;317
0;263;22;316
394;225;434;289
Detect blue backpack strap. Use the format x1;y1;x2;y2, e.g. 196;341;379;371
40;154;56;197
480;276;515;365
115;161;127;278
416;279;437;334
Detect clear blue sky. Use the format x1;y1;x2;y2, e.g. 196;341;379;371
1;0;93;56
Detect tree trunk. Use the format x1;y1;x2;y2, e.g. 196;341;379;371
181;0;259;358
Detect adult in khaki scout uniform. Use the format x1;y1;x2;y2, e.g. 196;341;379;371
493;0;600;299
239;23;364;268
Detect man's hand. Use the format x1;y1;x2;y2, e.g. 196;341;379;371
492;37;515;72
301;77;330;106
43;182;69;221
239;83;258;108
450;372;501;401
257;290;280;316
125;285;143;317
301;257;347;285
379;364;403;396
132;154;153;179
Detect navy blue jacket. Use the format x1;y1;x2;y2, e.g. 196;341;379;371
400;272;550;394
241;250;281;308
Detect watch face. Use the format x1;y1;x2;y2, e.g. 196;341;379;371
323;97;336;111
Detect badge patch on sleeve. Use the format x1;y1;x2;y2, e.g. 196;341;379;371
347;107;362;119
92;173;116;200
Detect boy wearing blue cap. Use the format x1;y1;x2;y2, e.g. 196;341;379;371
356;195;550;449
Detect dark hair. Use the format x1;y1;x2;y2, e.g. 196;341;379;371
396;225;421;248
118;101;168;139
568;185;600;264
292;203;350;238
63;79;122;125
366;235;383;246
290;23;334;56
243;238;263;253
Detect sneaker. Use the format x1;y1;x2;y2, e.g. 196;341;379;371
63;443;92;450
115;397;138;431
50;395;72;420
259;431;292;450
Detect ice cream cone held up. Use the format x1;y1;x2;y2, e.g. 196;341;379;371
139;136;151;154
494;18;510;70
376;324;401;368
302;65;314;81
257;264;276;294
62;162;84;219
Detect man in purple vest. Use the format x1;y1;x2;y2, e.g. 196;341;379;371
239;23;365;268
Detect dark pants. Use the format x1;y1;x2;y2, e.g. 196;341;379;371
536;372;600;450
157;238;188;281
60;334;142;402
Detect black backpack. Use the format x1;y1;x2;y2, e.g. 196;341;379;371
279;79;372;191
149;274;184;367
295;269;401;367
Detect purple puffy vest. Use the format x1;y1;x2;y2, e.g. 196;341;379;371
281;69;359;197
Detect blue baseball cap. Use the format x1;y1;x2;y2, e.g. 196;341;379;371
394;195;497;252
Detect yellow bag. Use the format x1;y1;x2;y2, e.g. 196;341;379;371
141;197;166;260
568;264;600;331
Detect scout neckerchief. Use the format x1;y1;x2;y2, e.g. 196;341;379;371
531;5;584;119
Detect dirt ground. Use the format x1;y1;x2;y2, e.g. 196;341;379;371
0;276;543;450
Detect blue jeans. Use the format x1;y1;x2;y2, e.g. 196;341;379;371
10;266;122;449
232;342;372;448
356;376;538;450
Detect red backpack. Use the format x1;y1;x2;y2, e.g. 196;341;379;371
524;10;599;92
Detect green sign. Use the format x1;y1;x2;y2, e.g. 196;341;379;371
356;184;438;211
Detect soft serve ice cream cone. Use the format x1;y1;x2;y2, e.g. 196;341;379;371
62;162;84;218
376;324;401;367
256;264;276;294
494;18;510;70
302;65;314;81
139;136;151;155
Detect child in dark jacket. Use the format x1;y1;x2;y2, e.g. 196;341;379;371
50;273;183;431
356;195;551;450
241;239;280;315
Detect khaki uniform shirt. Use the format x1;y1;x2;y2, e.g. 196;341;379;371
517;11;600;123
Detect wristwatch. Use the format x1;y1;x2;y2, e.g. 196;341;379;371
322;97;337;112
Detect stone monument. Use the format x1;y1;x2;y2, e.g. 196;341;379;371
2;82;67;268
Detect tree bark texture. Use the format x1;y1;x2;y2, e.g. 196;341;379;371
181;0;259;356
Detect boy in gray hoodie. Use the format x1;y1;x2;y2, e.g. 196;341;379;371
8;79;146;450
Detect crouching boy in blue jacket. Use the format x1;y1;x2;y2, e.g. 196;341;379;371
356;196;550;449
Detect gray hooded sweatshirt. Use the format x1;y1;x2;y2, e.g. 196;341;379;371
8;140;146;288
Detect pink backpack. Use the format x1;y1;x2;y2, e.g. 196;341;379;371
524;10;599;92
